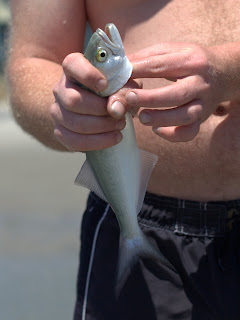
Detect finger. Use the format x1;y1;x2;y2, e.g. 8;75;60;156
139;100;202;127
152;119;201;142
54;124;123;151
62;52;107;92
128;43;188;61
53;76;109;116
126;76;203;108
130;44;206;80
131;51;193;79
51;102;126;134
107;79;143;119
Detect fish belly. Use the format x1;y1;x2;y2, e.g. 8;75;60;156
86;113;140;235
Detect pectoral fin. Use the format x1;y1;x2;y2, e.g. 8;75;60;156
136;149;158;214
75;159;108;203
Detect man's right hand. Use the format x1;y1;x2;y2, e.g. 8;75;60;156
51;53;125;151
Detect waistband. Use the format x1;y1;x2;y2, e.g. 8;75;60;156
139;193;240;237
88;192;240;237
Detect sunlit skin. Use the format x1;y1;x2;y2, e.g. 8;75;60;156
8;0;240;201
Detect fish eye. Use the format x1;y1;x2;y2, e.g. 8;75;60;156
96;49;108;62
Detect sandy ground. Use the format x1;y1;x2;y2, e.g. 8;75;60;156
0;101;89;320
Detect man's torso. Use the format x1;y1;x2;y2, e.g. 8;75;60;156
86;0;240;201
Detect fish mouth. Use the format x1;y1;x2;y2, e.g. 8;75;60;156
96;23;123;51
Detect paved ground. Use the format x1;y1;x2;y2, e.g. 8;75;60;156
0;102;89;320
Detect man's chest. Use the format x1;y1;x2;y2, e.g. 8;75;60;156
85;0;240;48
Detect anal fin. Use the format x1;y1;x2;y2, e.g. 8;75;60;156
75;159;108;203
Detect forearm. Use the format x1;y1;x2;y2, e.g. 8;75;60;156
8;0;87;151
7;56;67;150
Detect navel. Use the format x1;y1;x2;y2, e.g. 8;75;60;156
214;104;228;116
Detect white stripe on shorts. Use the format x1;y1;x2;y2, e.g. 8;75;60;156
82;203;110;320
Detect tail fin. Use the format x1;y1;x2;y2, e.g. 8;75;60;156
115;231;176;296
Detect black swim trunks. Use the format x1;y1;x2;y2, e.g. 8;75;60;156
73;192;240;320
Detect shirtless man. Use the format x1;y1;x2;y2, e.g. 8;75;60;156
8;0;240;319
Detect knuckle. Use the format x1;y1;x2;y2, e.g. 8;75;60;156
194;52;209;72
201;81;211;94
186;45;209;72
62;55;71;72
50;103;59;119
186;105;202;123
53;126;65;144
62;53;74;68
65;91;80;110
53;77;67;100
176;82;191;104
62;53;80;72
178;85;189;102
149;58;163;74
191;76;211;96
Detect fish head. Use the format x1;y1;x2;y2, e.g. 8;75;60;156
84;23;132;97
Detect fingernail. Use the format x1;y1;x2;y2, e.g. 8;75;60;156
111;101;125;117
140;112;151;124
126;92;138;105
96;78;107;91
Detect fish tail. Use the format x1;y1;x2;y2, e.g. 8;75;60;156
115;230;176;297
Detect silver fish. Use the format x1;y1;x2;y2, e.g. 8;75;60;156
75;23;176;294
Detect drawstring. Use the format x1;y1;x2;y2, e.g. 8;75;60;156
82;204;110;320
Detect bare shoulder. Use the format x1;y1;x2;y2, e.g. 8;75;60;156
9;0;87;63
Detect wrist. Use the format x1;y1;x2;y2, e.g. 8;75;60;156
208;43;240;101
